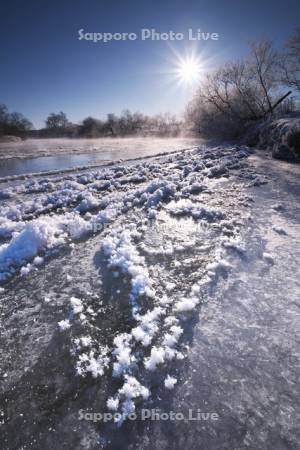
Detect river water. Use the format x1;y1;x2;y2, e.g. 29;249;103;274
0;137;201;177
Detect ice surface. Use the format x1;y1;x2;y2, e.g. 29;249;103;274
0;143;257;427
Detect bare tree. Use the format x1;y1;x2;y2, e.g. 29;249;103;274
0;104;8;135
281;27;300;92
185;39;292;139
46;111;69;130
106;113;118;136
119;110;146;135
80;117;104;137
0;104;32;137
248;40;277;114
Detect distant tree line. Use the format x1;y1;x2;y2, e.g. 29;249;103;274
0;106;182;139
33;110;182;138
185;28;300;139
0;104;32;138
0;105;183;139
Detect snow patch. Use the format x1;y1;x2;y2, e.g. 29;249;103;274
164;375;177;390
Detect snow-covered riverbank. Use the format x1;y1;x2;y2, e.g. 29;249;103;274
0;144;299;449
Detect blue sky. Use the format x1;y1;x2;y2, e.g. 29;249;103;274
0;0;299;128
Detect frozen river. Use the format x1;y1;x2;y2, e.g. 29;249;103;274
1;144;299;449
0;137;202;178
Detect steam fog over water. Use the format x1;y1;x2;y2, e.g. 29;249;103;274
0;137;202;178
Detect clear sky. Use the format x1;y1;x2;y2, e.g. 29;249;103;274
0;0;299;128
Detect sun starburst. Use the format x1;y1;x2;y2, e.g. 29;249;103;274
176;55;202;83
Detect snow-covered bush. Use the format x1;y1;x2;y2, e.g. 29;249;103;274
257;113;300;161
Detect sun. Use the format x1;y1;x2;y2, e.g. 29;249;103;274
159;48;207;90
176;56;202;84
